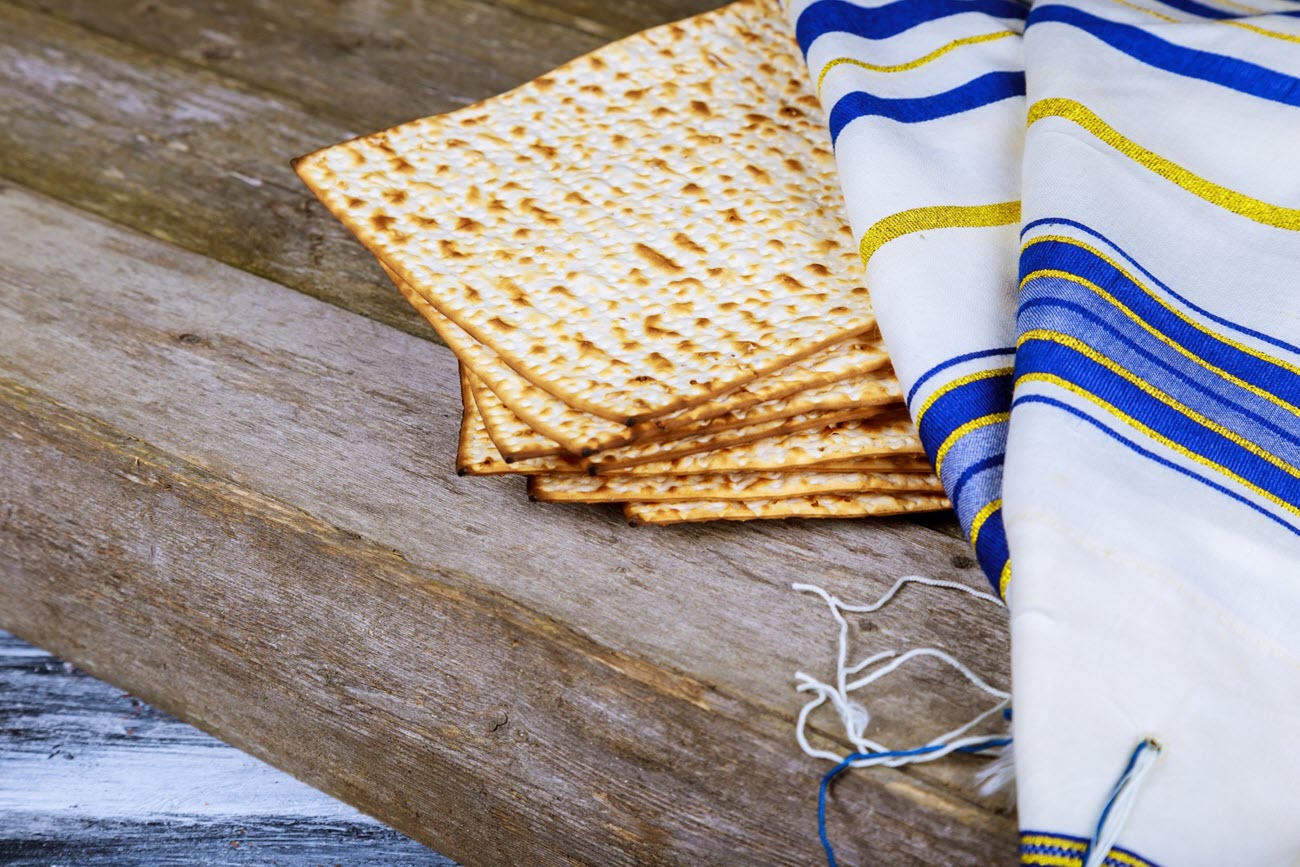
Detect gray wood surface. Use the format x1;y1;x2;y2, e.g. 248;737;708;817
0;0;718;340
0;0;1016;863
0;630;454;866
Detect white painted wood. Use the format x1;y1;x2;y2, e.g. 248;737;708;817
0;631;454;866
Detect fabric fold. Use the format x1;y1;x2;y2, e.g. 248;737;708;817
1006;0;1300;862
787;0;1300;861
786;0;1028;592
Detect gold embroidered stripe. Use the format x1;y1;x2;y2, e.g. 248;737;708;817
1021;832;1160;867
1023;234;1300;381
969;498;1003;549
1108;0;1300;43
913;366;1016;426
858;201;1021;267
1020;370;1300;521
934;411;1011;476
816;30;1017;95
1021;328;1300;482
1028;99;1300;229
1020;255;1300;423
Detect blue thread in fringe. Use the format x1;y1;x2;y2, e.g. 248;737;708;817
818;739;1011;867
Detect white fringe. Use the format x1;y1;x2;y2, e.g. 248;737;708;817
792;577;1012;773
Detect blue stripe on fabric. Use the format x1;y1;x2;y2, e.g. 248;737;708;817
828;70;1026;144
949;452;1005;511
1022;217;1300;359
1150;0;1300;21
795;0;1029;55
904;351;1015;590
1019;239;1300;397
972;507;1010;587
915;371;1014;457
942;426;1008;530
907;347;1016;406
1020;239;1300;404
1027;5;1300;107
1019;292;1300;460
1012;394;1300;539
1020;829;1165;867
1017;337;1300;509
913;371;1010;591
938;419;1008;496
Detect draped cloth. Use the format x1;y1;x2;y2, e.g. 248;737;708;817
787;0;1300;862
789;0;1028;589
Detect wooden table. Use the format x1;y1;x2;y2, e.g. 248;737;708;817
0;1;1016;864
0;630;456;865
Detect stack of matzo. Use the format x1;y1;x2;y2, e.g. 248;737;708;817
293;0;947;525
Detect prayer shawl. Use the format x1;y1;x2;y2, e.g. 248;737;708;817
1010;0;1300;863
790;0;1027;590
788;0;1300;862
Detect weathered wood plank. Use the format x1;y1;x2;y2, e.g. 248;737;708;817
0;185;1014;863
10;0;611;130
0;375;1008;866
466;0;726;41
0;1;719;342
0;631;450;866
0;1;413;333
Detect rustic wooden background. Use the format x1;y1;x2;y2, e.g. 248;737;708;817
0;0;1016;864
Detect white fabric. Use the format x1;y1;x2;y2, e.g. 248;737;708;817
784;0;1300;861
1007;0;1300;862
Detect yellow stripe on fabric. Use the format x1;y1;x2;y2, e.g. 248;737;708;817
1022;853;1154;867
1105;0;1178;21
816;30;1017;96
1035;265;1300;424
1109;850;1160;867
1022;234;1300;418
998;559;1012;599
1225;19;1300;44
1020;833;1159;867
968;498;1002;549
1022;266;1300;421
1021;369;1300;520
913;366;1016;427
934;412;1010;476
1021;328;1300;483
1022;855;1081;867
1104;0;1300;42
1024;236;1300;380
859;202;1021;267
1018;367;1300;521
1204;0;1261;11
1028;99;1300;229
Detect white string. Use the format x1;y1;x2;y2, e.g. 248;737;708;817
819;575;1003;614
1082;738;1162;867
792;577;1010;770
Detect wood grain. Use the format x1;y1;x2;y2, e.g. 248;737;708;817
0;631;450;866
0;0;719;340
1;0;1005;860
9;0;611;130
0;184;1014;863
